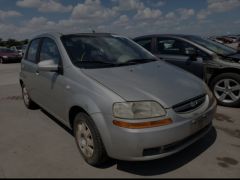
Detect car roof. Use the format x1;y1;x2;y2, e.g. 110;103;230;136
133;34;200;40
33;32;115;39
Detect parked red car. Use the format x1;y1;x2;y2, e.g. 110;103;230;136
0;47;22;64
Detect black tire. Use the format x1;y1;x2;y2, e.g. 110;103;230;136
73;112;108;166
0;58;5;64
21;83;38;109
210;73;240;107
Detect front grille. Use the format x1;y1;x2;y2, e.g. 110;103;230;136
173;94;206;113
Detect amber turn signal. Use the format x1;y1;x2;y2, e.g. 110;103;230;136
113;118;172;129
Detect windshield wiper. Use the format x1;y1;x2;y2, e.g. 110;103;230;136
119;58;157;65
75;60;118;66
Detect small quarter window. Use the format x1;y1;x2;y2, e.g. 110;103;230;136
26;39;41;63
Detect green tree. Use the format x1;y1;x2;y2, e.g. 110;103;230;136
0;38;28;47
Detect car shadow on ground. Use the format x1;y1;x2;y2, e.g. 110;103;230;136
41;108;217;176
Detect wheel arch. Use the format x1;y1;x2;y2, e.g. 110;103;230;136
69;106;89;129
208;68;240;85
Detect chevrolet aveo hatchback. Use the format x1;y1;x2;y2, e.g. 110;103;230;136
20;33;217;166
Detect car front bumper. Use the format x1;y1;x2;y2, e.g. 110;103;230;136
92;98;217;161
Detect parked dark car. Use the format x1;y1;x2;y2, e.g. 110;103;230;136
10;45;27;57
134;34;240;107
0;47;22;63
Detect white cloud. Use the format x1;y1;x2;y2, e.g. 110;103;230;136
16;0;72;13
165;12;175;19
234;20;240;24
113;15;129;25
156;1;165;7
197;0;240;20
134;7;162;20
208;0;240;12
0;10;22;20
27;17;48;27
177;8;195;20
1;0;239;40
197;10;211;20
113;0;145;11
72;0;117;20
16;0;41;7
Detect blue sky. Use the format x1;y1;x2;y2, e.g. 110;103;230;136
0;0;240;40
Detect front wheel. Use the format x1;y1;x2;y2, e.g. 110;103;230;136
73;112;108;166
210;73;240;107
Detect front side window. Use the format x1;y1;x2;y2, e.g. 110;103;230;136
61;35;156;69
157;38;197;56
39;38;61;64
26;39;41;63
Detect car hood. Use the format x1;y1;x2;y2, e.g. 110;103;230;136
221;53;240;63
82;61;207;108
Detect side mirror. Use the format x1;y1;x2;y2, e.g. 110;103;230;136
38;60;59;72
185;48;197;61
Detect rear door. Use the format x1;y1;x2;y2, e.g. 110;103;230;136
21;38;42;102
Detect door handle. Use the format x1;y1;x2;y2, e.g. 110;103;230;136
35;71;39;76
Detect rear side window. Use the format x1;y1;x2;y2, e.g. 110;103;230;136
26;39;40;63
135;38;152;52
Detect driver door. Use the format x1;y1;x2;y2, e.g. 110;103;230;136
36;38;67;121
155;37;205;79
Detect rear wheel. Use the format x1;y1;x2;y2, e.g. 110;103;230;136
21;84;38;109
73;112;108;166
210;73;240;107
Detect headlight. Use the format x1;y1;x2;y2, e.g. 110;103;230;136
3;56;8;59
113;101;166;119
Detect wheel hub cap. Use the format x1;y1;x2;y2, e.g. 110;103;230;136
23;87;30;105
214;78;240;104
76;122;94;158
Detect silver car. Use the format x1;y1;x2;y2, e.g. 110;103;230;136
19;32;217;166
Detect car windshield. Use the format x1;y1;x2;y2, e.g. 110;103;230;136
186;36;238;56
0;48;15;53
61;35;156;68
